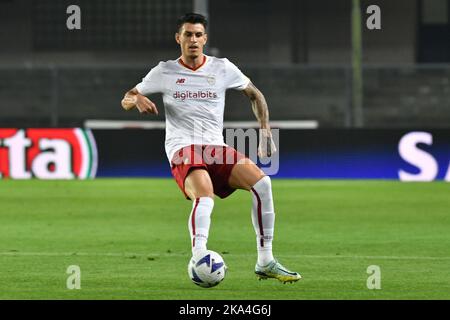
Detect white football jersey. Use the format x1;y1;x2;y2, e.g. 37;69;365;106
135;55;250;163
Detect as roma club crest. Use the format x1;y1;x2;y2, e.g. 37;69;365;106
206;74;216;86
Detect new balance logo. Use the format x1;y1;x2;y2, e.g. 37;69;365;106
176;78;186;84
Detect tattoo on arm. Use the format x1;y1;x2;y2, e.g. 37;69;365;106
242;82;270;129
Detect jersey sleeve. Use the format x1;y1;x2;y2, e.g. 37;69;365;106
223;58;250;90
135;62;164;95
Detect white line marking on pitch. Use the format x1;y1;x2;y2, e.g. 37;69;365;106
1;251;449;261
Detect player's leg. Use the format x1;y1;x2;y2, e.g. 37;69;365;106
184;169;215;255
228;158;274;264
228;158;301;283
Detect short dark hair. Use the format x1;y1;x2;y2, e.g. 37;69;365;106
176;13;208;33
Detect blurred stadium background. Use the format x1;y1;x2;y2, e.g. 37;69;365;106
1;0;449;180
0;0;449;128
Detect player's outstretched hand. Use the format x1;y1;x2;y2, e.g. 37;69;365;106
121;91;159;115
135;94;159;115
258;128;277;158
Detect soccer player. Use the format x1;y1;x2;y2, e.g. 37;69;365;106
121;13;301;283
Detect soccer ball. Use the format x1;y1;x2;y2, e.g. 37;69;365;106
188;250;227;288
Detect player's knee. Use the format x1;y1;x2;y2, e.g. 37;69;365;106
193;184;214;199
196;192;215;199
187;188;214;200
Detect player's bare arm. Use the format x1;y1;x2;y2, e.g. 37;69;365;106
242;82;270;129
242;82;277;157
121;88;159;115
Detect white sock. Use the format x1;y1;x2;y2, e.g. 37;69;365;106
188;197;214;255
250;176;275;266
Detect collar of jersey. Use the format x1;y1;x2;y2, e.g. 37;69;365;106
178;55;207;71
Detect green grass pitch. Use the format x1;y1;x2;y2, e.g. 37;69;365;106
0;179;449;299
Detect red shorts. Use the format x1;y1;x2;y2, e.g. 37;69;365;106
170;144;247;200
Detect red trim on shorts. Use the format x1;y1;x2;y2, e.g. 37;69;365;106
171;145;247;200
191;198;200;247
251;188;264;247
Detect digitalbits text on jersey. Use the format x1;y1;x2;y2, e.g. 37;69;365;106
173;90;218;101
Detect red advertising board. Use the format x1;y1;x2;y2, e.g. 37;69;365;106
0;128;97;179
